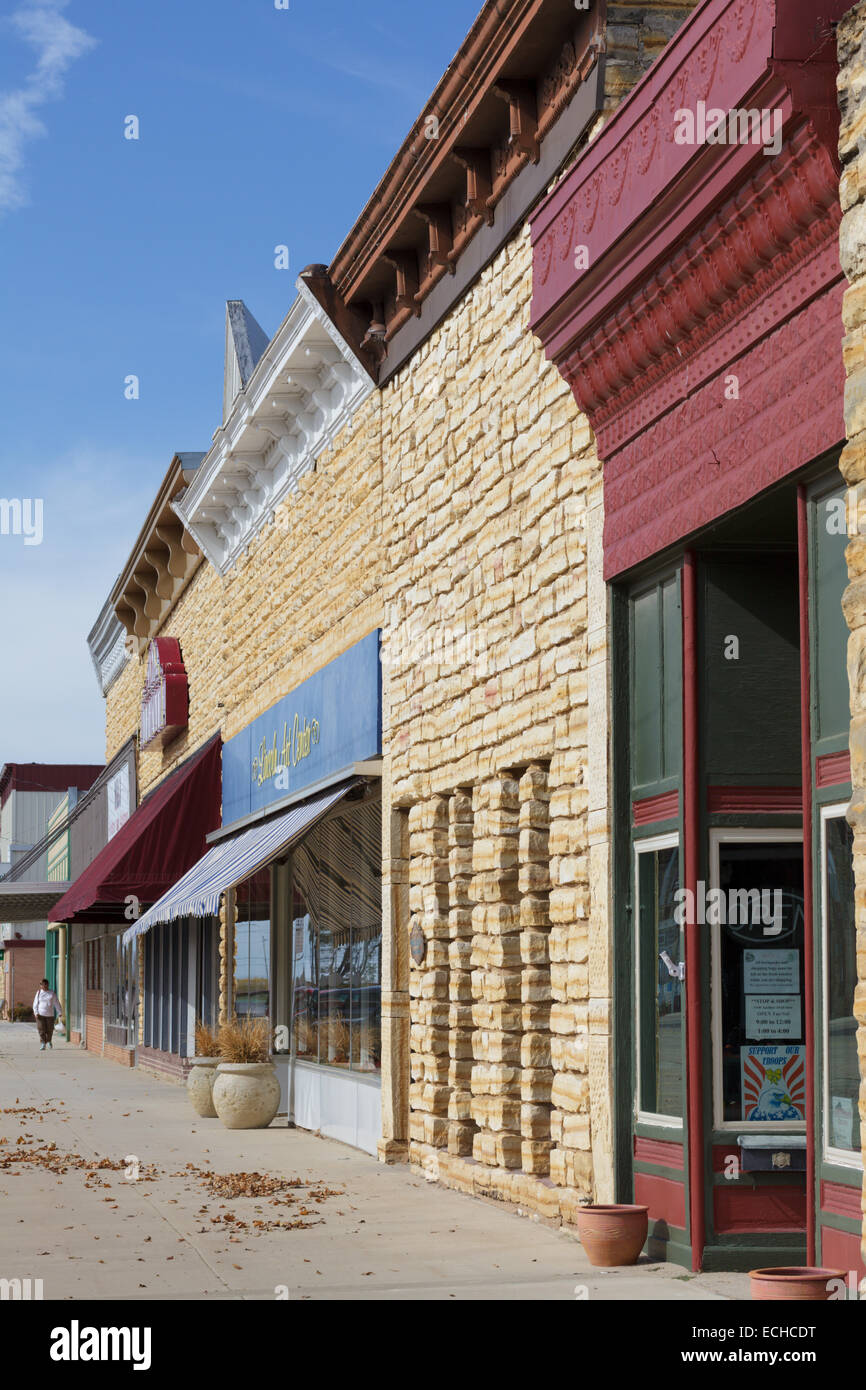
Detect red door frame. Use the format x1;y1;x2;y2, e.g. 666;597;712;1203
797;485;817;1266
682;552;705;1270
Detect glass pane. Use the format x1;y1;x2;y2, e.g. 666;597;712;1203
287;795;382;1072
290;879;318;1061
825;816;860;1154
637;844;682;1117
351;800;382;1072
234;869;271;1019
718;842;805;1124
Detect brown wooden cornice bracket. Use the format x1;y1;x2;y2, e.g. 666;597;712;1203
492;79;540;164
452;147;495;226
360;300;389;363
383;250;422;318
416;203;455;275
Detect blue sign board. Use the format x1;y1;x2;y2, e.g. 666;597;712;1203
222;630;381;825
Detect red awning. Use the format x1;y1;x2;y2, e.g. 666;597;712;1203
49;734;221;926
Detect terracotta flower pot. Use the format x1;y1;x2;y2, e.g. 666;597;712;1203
187;1057;220;1118
576;1204;649;1267
750;1266;846;1301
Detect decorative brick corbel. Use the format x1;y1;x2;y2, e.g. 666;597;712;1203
492;79;540;164
383;249;423;317
415;203;456;275
360;299;389;363
452;146;495;226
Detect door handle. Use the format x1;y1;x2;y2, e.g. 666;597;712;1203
660;950;685;981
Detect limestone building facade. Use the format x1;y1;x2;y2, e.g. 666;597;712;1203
50;0;866;1275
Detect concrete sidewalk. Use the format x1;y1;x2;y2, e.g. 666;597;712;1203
0;1023;748;1301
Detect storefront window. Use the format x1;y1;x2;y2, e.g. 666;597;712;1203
235;869;271;1018
196;917;219;1032
105;930;136;1047
715;838;805;1126
69;941;83;1036
143;921;190;1056
636;838;682;1120
823;812;861;1157
290;794;381;1074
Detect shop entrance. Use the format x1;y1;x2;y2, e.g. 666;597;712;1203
616;459;863;1274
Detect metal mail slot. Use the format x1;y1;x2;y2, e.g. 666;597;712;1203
737;1135;807;1173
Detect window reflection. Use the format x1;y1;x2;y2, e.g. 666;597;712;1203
637;843;682;1118
290;795;382;1073
825;816;860;1154
235;868;271;1018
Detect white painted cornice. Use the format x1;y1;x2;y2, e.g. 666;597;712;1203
173;278;375;575
87;592;130;696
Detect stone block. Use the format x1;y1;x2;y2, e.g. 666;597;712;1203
521;1068;554;1102
550;1072;590;1112
472;1129;522;1169
470;1094;521;1131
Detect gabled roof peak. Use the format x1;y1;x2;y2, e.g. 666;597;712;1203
224;301;270;423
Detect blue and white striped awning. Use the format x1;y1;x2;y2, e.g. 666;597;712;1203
122;779;360;945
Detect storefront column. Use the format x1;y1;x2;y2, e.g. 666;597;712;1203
379;800;410;1163
837;1;866;1282
219;888;235;1025
57;926;67;1032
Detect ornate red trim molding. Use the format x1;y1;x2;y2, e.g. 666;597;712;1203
820;1181;862;1220
632;790;679;826
815;750;851;788
529;0;848;579
706;786;802;814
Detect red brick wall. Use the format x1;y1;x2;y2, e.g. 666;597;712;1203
104;1043;135;1068
85;989;104;1053
4;946;46;1016
136;1046;190;1084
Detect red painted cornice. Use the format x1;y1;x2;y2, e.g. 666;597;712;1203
530;0;846;362
529;0;848;579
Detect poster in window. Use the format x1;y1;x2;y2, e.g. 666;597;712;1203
741;1044;806;1122
742;949;799;995
744;993;801;1040
107;766;130;841
831;1095;854;1151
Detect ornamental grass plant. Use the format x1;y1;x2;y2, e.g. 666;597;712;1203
217;1016;270;1064
194;1019;220;1057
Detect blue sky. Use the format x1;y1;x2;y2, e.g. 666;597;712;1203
0;0;481;764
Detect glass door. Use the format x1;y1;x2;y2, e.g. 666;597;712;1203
635;835;684;1124
710;832;806;1134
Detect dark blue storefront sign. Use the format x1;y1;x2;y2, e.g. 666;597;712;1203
222;631;381;825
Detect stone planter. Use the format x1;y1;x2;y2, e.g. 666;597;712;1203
212;1062;281;1130
187;1057;220;1118
576;1204;649;1267
750;1267;846;1301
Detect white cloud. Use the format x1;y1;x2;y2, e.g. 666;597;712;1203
0;0;96;215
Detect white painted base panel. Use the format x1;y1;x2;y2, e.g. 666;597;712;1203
274;1059;381;1157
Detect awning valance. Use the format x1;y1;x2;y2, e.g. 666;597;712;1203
49;735;222;927
122;777;361;946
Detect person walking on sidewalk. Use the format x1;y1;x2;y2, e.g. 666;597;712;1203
33;979;62;1051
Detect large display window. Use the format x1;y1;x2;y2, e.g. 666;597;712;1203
821;806;862;1164
710;831;806;1131
635;834;683;1124
234;868;271;1018
288;793;382;1074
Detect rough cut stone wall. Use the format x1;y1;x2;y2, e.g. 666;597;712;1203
382;222;610;1221
837;0;866;1268
103;393;384;799
604;2;702;108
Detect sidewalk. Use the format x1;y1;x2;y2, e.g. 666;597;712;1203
0;1023;749;1301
